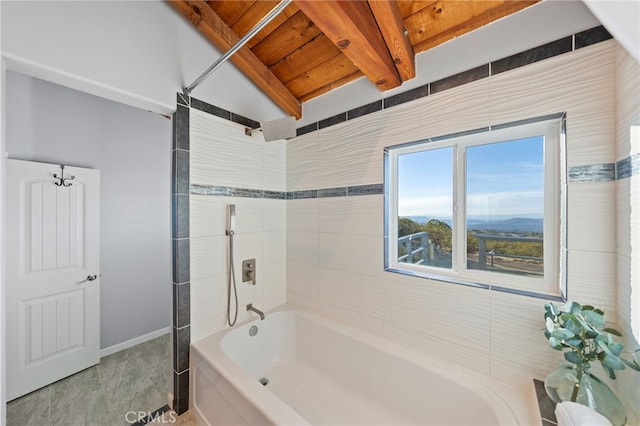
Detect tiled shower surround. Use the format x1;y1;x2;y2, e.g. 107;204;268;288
171;27;640;421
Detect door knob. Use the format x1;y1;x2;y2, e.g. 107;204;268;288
77;274;98;285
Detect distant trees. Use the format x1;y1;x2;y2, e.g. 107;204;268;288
467;231;478;253
398;217;422;237
399;217;542;258
423;219;452;251
482;240;543;258
398;217;452;251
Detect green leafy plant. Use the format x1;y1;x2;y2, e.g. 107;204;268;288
544;301;640;380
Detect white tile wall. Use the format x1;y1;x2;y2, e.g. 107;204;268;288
489;291;562;386
566;111;616;166
187;38;639;424
615;45;640;158
262;198;286;232
262;140;287;192
190;109;263;189
285;40;640;418
614;43;640;425
286;198;318;232
189;112;287;341
317;196;383;237
565;250;617;314
567;181;616;253
315;111;385;188
489;41;615;125
286;130;318;191
380;77;491;147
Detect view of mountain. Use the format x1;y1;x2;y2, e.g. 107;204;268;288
405;216;543;233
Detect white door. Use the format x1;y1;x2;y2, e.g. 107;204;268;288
6;159;100;401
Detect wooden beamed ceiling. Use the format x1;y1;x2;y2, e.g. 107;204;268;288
170;0;539;119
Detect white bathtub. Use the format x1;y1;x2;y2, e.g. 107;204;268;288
190;309;532;425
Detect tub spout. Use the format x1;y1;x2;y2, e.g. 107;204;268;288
246;303;265;320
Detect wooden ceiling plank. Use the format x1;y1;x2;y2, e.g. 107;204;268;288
231;2;300;48
298;71;364;102
270;34;341;84
367;0;416;81
397;1;438;19
251;10;323;66
207;1;255;27
170;0;302;119
285;53;362;99
294;0;401;91
406;0;538;53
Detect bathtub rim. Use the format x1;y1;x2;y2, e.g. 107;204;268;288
190;323;310;426
190;305;537;425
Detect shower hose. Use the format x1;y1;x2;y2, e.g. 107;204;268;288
226;229;238;326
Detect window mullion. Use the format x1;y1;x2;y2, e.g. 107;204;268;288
453;143;466;274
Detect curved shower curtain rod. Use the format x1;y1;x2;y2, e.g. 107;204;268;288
183;0;292;96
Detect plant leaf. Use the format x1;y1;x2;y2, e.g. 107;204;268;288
565;339;583;349
595;334;608;345
585;329;599;339
602;364;617;380
564;318;581;335
564;351;583;364
582;305;595;311
548;336;563;350
546;317;555;333
574;315;595;333
622;358;640;372
603;327;622;337
609;342;624;356
598;340;612;355
603;354;625;370
582;310;605;328
564;301;581;314
544;303;554;314
552;328;575;340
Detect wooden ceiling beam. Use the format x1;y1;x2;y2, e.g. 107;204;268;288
170;0;302;119
294;0;401;91
367;0;415;81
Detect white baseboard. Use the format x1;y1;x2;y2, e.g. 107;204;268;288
100;326;171;358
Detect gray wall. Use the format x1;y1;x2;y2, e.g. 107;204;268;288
5;70;171;349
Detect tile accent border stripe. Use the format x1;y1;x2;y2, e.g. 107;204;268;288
616;153;640;180
568;154;640;183
189;156;640;201
190;97;260;129
190;183;384;199
296;26;612;137
190;184;286;199
568;163;615;182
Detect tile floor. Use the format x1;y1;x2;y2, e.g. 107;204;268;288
7;334;172;426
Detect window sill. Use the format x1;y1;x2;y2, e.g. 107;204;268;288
384;266;565;301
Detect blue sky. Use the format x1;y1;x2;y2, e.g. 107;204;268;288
398;136;544;218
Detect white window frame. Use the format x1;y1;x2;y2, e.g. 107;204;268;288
385;115;567;298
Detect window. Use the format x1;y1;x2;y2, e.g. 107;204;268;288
385;115;566;297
